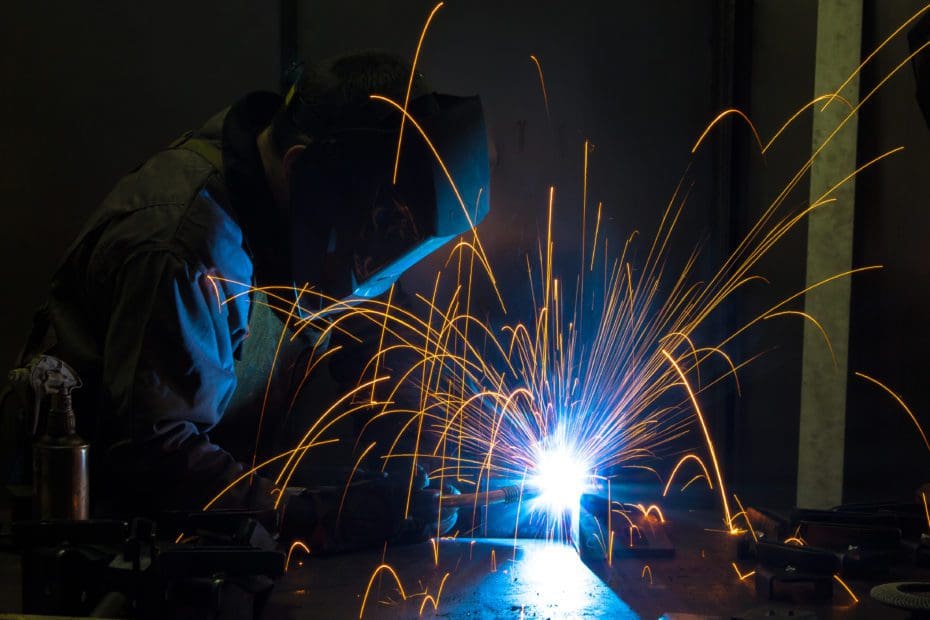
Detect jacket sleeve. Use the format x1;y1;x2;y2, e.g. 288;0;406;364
101;249;273;512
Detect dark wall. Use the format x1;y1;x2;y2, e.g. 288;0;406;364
847;0;930;502
297;1;722;301
0;2;280;373
728;0;819;507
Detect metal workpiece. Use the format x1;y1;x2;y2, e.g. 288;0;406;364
268;537;637;619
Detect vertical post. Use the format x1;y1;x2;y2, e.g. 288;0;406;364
713;0;754;489
797;0;863;509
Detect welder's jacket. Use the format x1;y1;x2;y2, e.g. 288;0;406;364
13;93;373;514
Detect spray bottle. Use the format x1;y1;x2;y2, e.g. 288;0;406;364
9;355;88;520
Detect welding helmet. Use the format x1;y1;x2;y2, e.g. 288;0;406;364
286;91;490;308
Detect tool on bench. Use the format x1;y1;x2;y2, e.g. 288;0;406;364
9;354;88;520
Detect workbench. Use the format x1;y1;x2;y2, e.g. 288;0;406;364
267;507;928;618
2;508;927;618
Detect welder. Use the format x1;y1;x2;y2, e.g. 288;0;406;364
1;51;490;551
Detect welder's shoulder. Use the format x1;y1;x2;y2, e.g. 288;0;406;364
88;148;248;280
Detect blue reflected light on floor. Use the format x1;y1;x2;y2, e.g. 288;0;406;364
442;539;640;619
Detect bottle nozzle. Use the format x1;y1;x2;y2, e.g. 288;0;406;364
9;355;82;437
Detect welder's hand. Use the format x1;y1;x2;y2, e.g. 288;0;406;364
279;466;459;553
380;461;460;542
396;480;461;544
280;469;407;554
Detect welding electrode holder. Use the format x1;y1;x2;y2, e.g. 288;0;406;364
9;355;89;520
439;484;536;507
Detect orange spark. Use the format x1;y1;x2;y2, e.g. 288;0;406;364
855;372;930;454
285;541;310;572
763;310;837;367
691;109;764;154
529;54;550;119
680;474;709;492
418;572;451;616
205;274;224;312
633;503;666;523
393;2;444;184
662;454;714;496
429;537;440;566
732;494;757;543
662;351;733;529
590;201;603;271
339;441;379;520
834;574;859;604
731;562;756;581
608;529;615;567
763;93;854;154
359;564;408;618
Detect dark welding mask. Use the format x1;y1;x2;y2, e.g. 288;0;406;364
287;93;490;309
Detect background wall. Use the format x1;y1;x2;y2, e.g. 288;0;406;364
0;1;280;369
296;0;724;304
727;0;819;506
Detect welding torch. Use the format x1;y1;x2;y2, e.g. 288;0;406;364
439;484;538;508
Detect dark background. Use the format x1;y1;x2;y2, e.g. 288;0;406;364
1;1;927;507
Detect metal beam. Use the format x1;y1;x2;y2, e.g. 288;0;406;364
797;0;863;509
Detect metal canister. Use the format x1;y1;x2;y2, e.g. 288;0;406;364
33;391;89;520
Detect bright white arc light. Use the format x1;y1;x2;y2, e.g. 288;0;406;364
532;445;590;513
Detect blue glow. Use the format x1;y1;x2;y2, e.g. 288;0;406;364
516;543;595;610
530;438;592;514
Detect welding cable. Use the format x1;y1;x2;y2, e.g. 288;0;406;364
439;485;536;507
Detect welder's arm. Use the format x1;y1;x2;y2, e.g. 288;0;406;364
327;285;428;468
280;467;459;553
101;250;274;513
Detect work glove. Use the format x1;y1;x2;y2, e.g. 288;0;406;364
395;479;460;543
280;465;459;554
382;462;460;543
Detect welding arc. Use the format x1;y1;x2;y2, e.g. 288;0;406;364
439;485;532;507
